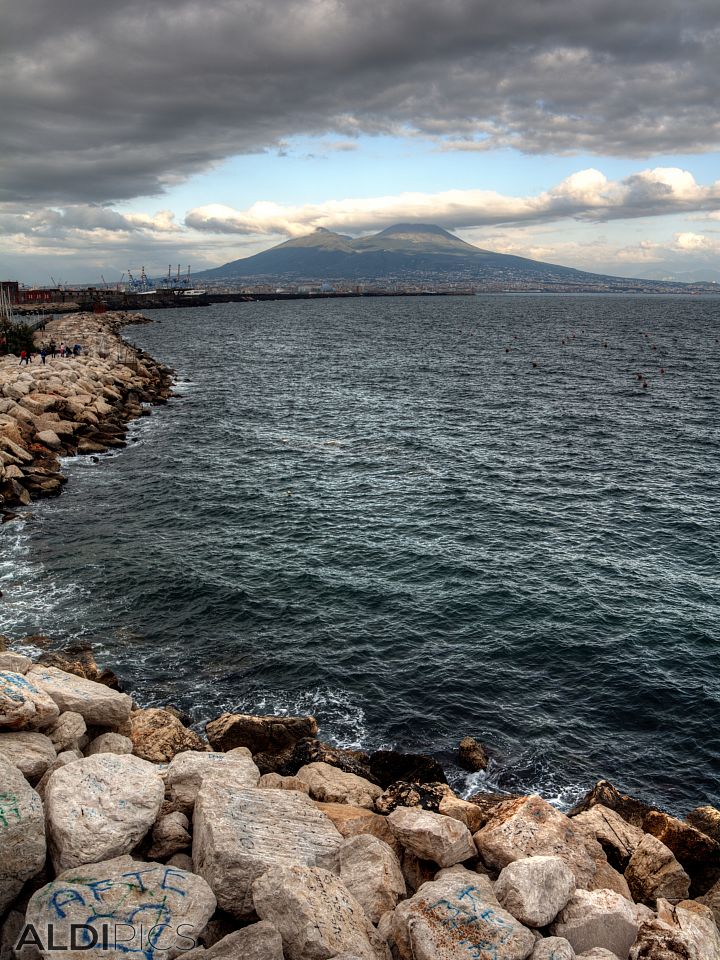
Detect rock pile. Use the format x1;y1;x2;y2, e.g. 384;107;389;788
0;311;173;517
1;644;719;959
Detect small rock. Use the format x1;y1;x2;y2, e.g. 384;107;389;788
625;833;691;905
25;855;216;959
252;864;389;960
439;794;485;833
296;761;383;809
129;706;205;763
495;855;576;928
0;670;60;730
45;710;86;751
36;429;61;450
458;735;489;771
0;755;46;914
531;938;576;960
387;805;477;867
0;730;56;782
148;810;192;860
85;731;133;755
258;771;310;792
27;664;132;726
45;753;164;871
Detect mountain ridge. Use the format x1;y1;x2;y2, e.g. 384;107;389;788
192;223;704;289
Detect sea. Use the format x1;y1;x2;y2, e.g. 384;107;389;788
1;294;719;812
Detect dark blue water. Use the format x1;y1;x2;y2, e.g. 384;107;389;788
2;295;719;811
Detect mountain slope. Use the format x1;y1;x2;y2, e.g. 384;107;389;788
193;223;666;287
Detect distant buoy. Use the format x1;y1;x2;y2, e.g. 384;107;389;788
532;362;538;368
660;368;665;374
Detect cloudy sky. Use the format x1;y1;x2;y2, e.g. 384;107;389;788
1;0;719;284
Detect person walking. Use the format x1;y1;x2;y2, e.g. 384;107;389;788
50;340;57;358
40;347;47;365
19;349;27;365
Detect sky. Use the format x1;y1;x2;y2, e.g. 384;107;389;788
1;0;719;285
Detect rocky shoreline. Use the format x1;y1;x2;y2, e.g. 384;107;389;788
0;311;173;520
0;641;719;959
1;314;719;958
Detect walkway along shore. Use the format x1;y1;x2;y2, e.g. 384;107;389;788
0;311;173;519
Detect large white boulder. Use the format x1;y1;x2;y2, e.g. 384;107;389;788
193;779;343;919
0;670;60;730
296;762;383;810
390;871;536;960
0;730;56;782
330;834;406;924
551;888;644;959
45;753;164;870
25;855;216;959
495;856;576;928
27;664;132;726
165;748;260;812
387;805;477;867
474;795;600;886
252;864;390;960
0;756;46;913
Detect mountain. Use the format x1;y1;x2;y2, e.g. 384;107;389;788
193;223;700;290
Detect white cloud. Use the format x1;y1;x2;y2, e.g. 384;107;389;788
185;167;720;237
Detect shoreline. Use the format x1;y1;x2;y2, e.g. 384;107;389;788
0;311;173;520
1;311;719;953
0;640;719;956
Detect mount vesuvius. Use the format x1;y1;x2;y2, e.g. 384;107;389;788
193;223;683;290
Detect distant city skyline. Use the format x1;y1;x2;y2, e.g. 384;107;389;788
1;0;719;284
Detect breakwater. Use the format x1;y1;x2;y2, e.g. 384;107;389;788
0;311;173;518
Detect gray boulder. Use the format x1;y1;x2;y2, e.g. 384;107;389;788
495;855;576;927
531;939;576;960
296;761;382;809
625;833;691;905
181;923;284;959
45;753;164;870
45;711;86;751
387;805;477;867
166;748;260;813
329;834;406;923
193;779;343;919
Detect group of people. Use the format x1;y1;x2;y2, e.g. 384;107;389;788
18;340;83;365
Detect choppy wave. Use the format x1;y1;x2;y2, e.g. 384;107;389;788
2;294;719;812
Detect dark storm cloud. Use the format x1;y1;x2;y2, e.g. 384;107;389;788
1;0;719;205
